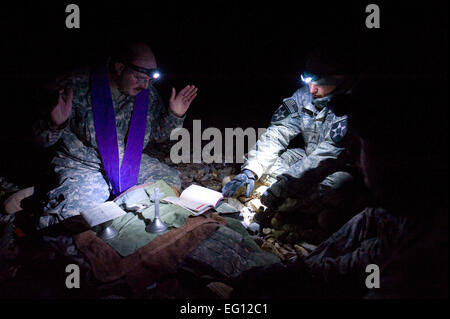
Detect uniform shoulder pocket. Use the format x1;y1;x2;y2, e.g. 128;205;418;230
271;98;299;122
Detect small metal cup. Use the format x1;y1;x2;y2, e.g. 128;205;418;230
98;220;118;240
145;216;168;233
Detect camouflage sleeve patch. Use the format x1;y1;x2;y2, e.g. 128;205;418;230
330;118;348;143
271;98;298;122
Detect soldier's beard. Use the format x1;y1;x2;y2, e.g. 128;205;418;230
117;85;140;96
111;76;130;96
118;86;128;95
112;74;138;96
312;84;350;109
130;87;145;96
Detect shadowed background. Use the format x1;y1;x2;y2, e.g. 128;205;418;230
0;0;447;187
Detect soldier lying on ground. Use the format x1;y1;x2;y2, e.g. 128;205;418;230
230;78;448;298
223;46;366;235
32;41;198;229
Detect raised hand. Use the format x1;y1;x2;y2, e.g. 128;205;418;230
50;88;73;129
169;85;198;117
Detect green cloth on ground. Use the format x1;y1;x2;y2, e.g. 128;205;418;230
185;217;281;279
224;217;250;236
215;202;240;214
87;180;279;280
95;180;192;257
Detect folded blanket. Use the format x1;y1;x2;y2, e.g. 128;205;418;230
74;212;225;296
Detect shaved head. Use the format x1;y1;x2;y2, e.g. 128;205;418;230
113;41;156;68
128;42;156;66
109;41;157;96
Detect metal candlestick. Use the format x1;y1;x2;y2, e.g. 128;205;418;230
145;187;168;233
98;220;118;240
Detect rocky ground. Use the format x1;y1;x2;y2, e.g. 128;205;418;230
145;143;326;263
0;145;330;297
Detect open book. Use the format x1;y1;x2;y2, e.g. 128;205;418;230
80;201;127;227
162;184;223;216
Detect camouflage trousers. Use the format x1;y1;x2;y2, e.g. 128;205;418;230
263;148;362;213
302;208;446;298
39;153;181;229
303;207;399;284
260;148;366;234
233;208;413;298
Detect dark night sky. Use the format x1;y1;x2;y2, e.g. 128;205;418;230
0;0;448;184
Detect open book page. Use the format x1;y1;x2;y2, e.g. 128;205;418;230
180;184;223;207
163;184;223;215
161;196;205;215
80;201;127;227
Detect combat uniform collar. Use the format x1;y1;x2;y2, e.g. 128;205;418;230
300;88;329;121
315;107;329;121
302;100;329;122
302;102;316;114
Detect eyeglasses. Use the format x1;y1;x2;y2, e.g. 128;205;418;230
125;62;161;84
129;71;152;85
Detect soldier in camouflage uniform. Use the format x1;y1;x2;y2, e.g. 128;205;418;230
231;78;448;298
33;42;198;229
223;48;362;231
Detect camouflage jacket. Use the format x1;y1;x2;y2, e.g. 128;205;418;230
242;85;349;198
32;67;184;171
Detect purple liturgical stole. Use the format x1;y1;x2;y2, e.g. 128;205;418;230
91;66;149;196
